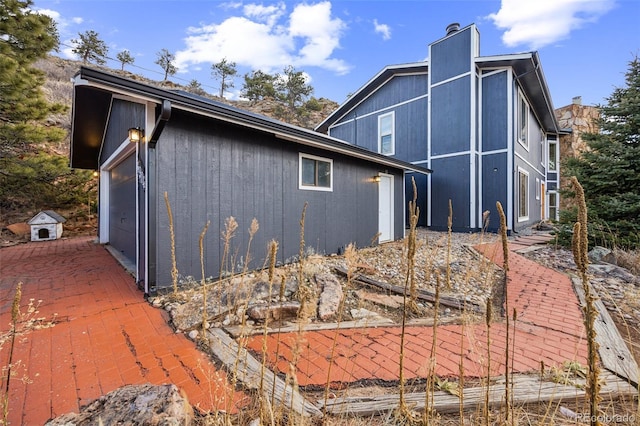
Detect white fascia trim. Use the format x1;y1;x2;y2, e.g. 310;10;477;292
328;93;428;130
410;159;430;165
99;139;136;244
430;71;472;89
480;68;508;79
469;62;478;229
514;151;545;178
481;148;509;156
431;150;471;160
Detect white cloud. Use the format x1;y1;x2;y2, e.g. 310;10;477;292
175;1;350;76
373;19;391;40
488;0;615;49
35;7;83;34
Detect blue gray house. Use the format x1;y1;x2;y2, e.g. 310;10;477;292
316;23;561;232
70;67;430;295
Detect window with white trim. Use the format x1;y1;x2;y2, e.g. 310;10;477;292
548;141;557;171
548;191;558;221
378;112;395;155
517;90;529;149
299;153;333;191
518;168;529;221
535;177;540;200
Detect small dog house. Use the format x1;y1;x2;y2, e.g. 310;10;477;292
28;210;66;242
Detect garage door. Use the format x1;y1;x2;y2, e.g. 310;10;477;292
109;154;136;263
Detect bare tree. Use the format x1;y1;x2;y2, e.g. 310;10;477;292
155;49;177;81
211;58;237;98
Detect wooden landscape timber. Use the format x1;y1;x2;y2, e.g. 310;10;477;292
319;371;637;416
333;266;484;313
572;277;639;387
205;328;322;418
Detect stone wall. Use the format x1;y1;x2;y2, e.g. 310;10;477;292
554;97;600;210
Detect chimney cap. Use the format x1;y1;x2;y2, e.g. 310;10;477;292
446;22;460;36
572;96;582;105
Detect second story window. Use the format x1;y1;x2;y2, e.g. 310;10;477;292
548;141;557;171
518;90;529;149
378;112;395;155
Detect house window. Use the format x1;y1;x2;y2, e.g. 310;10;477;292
378;112;395;155
535;177;540;200
549;191;558;221
518;90;529;149
299;153;333;191
548;141;557;171
518;168;529;221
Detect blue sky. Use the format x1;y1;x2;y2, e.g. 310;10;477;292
34;0;639;109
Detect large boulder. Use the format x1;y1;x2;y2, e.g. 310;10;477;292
588;246;617;265
46;384;194;425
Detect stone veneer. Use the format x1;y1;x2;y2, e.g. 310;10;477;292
554;97;600;211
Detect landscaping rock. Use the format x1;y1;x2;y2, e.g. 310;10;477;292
588;246;617;265
246;301;301;321
316;273;343;320
45;384;194;426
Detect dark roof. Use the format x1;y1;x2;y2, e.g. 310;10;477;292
315;52;559;134
70;67;432;175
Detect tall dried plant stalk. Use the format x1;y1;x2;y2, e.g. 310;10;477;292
260;240;278;426
2;283;22;424
571;176;601;426
164;192;179;295
424;273;441;424
446;199;453;289
407;176;420;311
459;312;465;425
483;296;493;424
199;221;210;331
496;201;512;424
396;178;420;425
323;243;357;414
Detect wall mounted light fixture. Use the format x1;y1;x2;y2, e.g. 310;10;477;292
128;127;144;143
373;175;381;183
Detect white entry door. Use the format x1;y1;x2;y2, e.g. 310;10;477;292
378;173;394;242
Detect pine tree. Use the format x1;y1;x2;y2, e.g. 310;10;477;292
155;49;177;81
211;58;237;98
241;70;277;100
72;30;108;65
0;0;93;211
562;57;640;249
116;50;134;70
274;66;313;122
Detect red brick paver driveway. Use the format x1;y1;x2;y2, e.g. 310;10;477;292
246;236;589;387
0;237;242;425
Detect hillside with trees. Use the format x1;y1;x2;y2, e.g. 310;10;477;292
0;6;338;244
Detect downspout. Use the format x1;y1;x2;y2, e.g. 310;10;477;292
147;100;172;296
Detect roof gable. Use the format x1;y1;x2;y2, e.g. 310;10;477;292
28;210;66;225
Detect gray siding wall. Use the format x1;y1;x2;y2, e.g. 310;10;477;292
154;110;404;289
100;99;145;164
